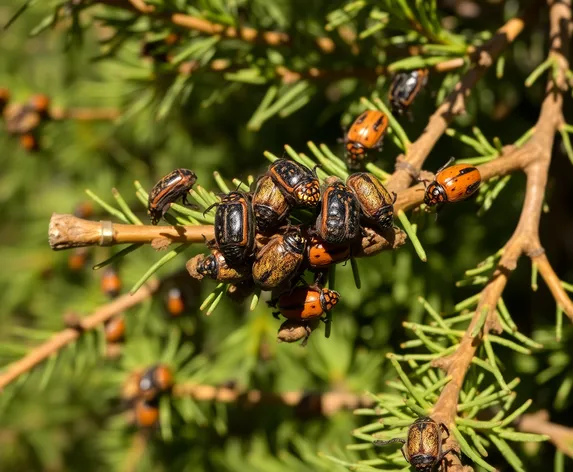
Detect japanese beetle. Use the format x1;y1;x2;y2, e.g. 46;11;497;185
252;174;291;232
105;315;126;343
252;228;306;290
186;249;251;283
134;398;159;428
277;319;320;346
389;68;429;116
346;172;396;230
424;161;481;207
306;234;350;270
374;416;458;472
73;201;94;219
148;168;197;225
315;177;361;245
139;364;174;402
167;287;185;317
272;284;340;321
213;191;256;266
101;267;122;299
68;247;90;271
267;159;320;207
344;110;388;169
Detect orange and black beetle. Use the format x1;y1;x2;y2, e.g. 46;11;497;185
346;172;396;229
105;315;126;343
213;191;255;266
252;174;291;232
424;162;481;207
139;364;174;402
272;285;340;321
101;267;122;299
389;69;429;116
374;416;458;472
267;159;320;207
134;398;160;428
148;168;197;225
0;88;10;112
167;287;185;317
306;234;351;270
344;110;388;169
315;177;361;245
252;228;306;290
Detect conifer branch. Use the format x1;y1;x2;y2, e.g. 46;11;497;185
50;107;121;121
0;279;160;391
428;1;572;469
96;0;336;53
48;213;214;250
387;0;543;194
517;411;573;458
173;383;374;417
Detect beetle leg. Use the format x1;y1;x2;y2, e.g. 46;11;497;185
313;270;328;286
203;201;220;216
391;192;397;204
312;164;322;176
437;447;461;465
372;438;406;447
300;325;313;347
436;157;455;174
272;311;281;320
439;423;450;439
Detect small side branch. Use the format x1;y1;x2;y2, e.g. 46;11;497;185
517;411;573;458
0;279;160;391
173;383;374;416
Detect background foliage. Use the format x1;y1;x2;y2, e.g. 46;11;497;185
0;0;572;471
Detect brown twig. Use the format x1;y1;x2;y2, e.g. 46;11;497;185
0;279;160;391
386;0;543;195
48;213;215;250
180;57;467;85
96;0;335;53
428;1;572;470
173;383;374;417
517;410;573;458
49;107;121;121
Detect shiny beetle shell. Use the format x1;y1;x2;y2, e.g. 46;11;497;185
101;267;122;299
252;228;306;290
252;174;291;232
134;399;159;428
345;110;388;168
167;288;185;317
139;364;174;402
306;234;351;269
276;285;340;321
315;177;361;245
346;172;395;229
148;168;197;225
267;159;320;207
389;69;429;115
374;416;457;472
214;191;256;266
424;164;481;207
105;316;126;343
186;250;251;283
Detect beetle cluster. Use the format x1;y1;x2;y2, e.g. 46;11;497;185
122;364;174;429
0;88;51;151
152;158;400;346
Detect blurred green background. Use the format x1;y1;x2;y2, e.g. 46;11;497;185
0;1;572;471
